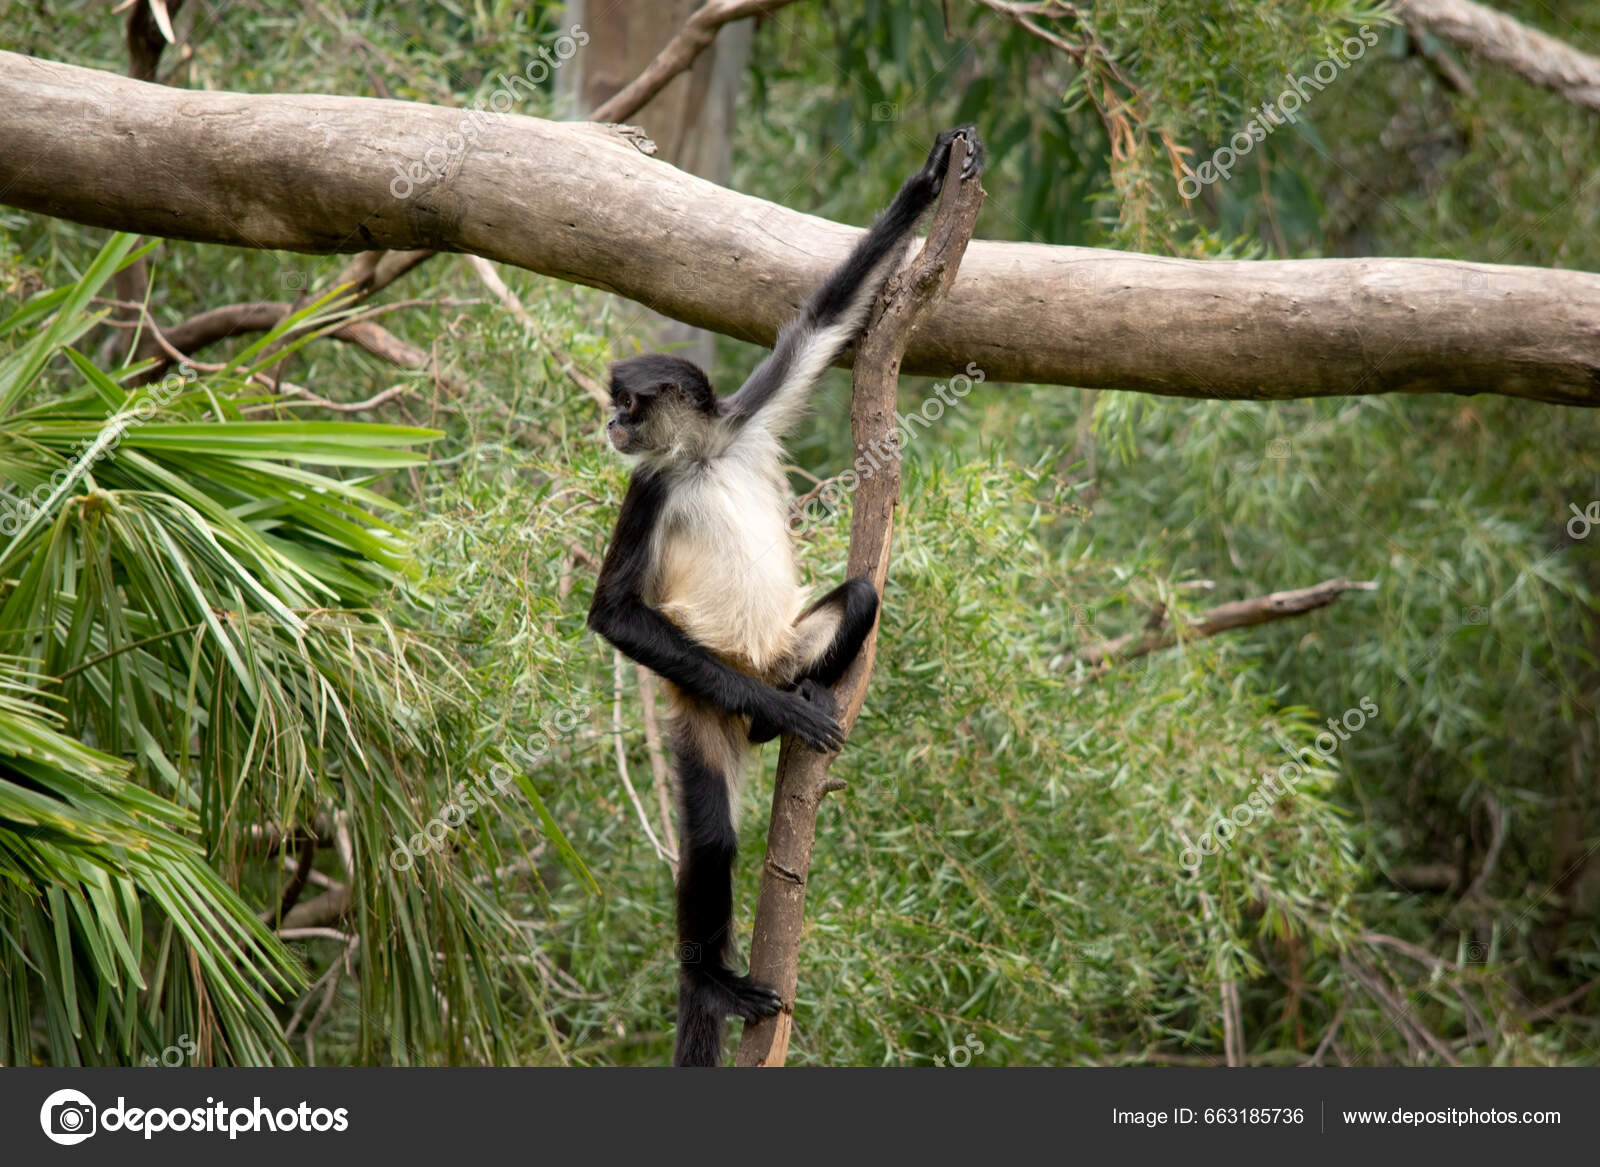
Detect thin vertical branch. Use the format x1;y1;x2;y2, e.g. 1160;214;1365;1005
736;138;985;1067
611;651;676;868
637;665;680;865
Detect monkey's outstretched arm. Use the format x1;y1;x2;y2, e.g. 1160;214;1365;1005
586;469;844;752
722;126;984;442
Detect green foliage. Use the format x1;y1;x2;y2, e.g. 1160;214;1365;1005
6;0;1599;1068
0;655;298;1065
0;236;580;1064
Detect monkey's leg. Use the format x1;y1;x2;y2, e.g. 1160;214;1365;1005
748;577;879;744
671;709;782;1066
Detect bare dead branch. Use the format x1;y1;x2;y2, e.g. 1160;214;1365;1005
611;650;677;869
279;812;354;929
133;248;438;378
637;665;680;863
972;0;1086;62
1072;577;1378;671
590;0;802;124
1341;952;1461;1065
269;381;414;414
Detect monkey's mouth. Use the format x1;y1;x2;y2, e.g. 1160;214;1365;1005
606;422;631;453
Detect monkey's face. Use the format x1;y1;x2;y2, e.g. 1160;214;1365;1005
605;386;654;453
606;355;716;456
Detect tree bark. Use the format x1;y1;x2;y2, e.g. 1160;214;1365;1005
4;52;1600;405
735;136;985;1067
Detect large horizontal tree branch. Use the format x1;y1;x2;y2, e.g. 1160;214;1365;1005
4;52;1600;404
1394;0;1600;113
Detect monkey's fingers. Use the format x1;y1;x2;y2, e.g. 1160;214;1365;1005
959;132;985;181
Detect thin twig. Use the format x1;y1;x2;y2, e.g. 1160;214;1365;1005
611;651;676;868
463;255;609;407
637;665;680;867
1302;1002;1347;1066
1221;980;1243;1066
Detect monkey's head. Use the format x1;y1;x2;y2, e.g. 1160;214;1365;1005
606;354;717;457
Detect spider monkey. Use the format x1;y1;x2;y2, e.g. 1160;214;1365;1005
588;126;984;1066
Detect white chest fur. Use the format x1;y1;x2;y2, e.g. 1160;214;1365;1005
650;449;804;676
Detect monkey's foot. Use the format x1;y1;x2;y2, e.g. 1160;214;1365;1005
689;967;784;1020
725;974;784;1021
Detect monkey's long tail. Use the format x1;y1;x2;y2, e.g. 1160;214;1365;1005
671;730;738;1067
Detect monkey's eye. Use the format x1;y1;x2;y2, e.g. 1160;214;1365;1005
615;392;635;413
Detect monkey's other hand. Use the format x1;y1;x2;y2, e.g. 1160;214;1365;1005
746;711;779;745
924;124;985;195
776;681;844;752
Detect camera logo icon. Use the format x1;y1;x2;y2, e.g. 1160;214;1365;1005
40;1088;97;1146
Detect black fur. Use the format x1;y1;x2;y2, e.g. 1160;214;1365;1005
610;354;715;412
747;579;879;745
725;125;983;425
587;127;983;1066
671;725;784;1066
587;469;844;752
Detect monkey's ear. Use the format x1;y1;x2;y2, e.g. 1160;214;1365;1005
667;379;716;413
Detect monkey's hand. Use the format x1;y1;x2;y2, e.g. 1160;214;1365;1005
765;679;844;752
922;125;985;197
